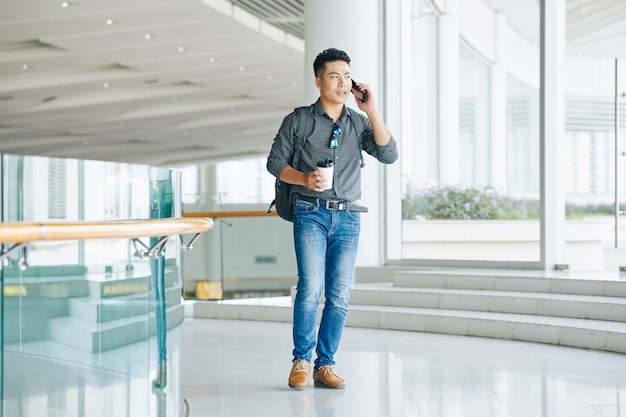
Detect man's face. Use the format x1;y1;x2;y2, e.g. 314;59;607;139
316;60;351;105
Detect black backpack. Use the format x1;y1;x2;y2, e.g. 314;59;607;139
267;106;365;222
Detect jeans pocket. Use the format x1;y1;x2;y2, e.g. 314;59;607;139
294;199;317;216
346;210;361;222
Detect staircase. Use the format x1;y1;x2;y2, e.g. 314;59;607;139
5;265;184;352
193;268;626;354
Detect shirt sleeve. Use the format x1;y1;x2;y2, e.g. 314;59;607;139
357;113;399;165
266;111;297;178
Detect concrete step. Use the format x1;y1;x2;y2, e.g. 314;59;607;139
86;267;178;298
348;284;626;322
345;304;626;353
68;286;182;323
193;298;293;323
48;303;184;352
3;275;90;298
193;268;626;354
192;300;626;353
393;269;626;297
4;264;183;348
3;308;51;343
3;277;94;343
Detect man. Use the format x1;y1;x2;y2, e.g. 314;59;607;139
266;48;398;390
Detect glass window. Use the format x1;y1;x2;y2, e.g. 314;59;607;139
562;55;626;270
400;0;541;263
216;157;274;204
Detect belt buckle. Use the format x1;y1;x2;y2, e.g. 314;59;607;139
324;200;346;211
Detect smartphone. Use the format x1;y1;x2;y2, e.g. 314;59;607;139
351;79;367;103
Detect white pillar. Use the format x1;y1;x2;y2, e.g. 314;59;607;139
198;164;217;196
305;0;386;267
438;3;460;184
304;0;380;103
383;0;405;261
188;164;221;283
540;0;566;269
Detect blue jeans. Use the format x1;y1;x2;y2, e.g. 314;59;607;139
291;199;361;370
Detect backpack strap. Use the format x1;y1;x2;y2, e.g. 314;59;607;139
284;106;315;205
292;106;314;170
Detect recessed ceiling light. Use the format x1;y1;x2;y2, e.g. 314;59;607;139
61;2;69;7
209;57;216;63
266;74;273;80
106;19;114;25
103;82;110;88
239;66;246;72
178;46;185;52
144;34;152;40
22;64;29;70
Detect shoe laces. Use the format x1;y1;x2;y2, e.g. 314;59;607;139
320;365;337;376
293;360;308;373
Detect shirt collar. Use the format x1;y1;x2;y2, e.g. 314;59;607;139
312;98;349;121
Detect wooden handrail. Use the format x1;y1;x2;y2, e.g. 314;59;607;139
183;211;277;218
0;216;214;393
0;218;214;244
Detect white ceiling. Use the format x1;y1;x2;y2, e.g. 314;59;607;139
0;0;306;167
484;0;626;57
1;0;625;168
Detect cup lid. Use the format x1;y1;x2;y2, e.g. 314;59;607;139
317;159;334;167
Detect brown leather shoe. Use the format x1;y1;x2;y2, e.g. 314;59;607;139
288;360;311;390
313;365;345;389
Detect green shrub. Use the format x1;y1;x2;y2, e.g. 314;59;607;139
402;184;539;220
403;184;626;220
565;203;623;219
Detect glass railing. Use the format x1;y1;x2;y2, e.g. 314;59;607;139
182;193;297;300
0;154;211;417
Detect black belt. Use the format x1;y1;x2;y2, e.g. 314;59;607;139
295;194;368;213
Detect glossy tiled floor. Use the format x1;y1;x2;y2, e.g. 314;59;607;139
7;298;626;417
183;312;626;417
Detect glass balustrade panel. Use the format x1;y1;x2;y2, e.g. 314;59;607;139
1;154;185;417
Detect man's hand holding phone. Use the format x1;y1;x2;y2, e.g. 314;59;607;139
351;79;368;103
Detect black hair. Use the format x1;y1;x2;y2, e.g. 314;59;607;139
313;48;351;78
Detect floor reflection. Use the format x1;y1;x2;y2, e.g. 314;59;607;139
287;389;345;417
7;307;626;417
183;317;626;417
4;328;184;417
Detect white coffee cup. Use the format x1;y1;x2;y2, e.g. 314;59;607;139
316;159;334;190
